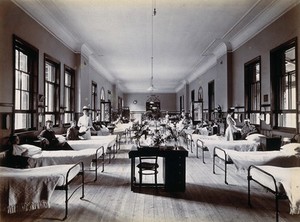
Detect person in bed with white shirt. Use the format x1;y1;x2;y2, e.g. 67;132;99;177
7;135;29;168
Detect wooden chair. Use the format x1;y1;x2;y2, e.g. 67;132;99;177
137;155;159;190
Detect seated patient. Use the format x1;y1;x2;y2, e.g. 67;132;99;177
241;119;257;139
66;120;85;140
38;120;73;150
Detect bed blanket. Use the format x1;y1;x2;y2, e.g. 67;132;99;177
225;150;300;171
202;139;259;156
251;166;300;214
0;164;77;214
68;135;116;152
27;149;96;168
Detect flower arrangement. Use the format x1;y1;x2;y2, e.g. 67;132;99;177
133;121;178;148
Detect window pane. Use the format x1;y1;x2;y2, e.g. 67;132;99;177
277;113;296;128
22;73;30;90
15;49;19;69
255;63;260;81
291;74;296;109
48;84;55;112
15;71;21;89
15;90;21;109
65;73;71;86
64;113;72;124
250;113;260;125
14;113;31;130
46;62;55;82
21;91;30;110
65;88;70;110
20;51;28;72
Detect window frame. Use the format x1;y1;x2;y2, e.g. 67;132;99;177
91;81;97;121
63;65;75;124
44;54;61;126
244;56;261;125
270;38;298;132
13;35;38;132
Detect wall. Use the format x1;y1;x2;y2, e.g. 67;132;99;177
78;55;113;114
231;4;300;133
0;1;78;106
188;53;228;113
0;1;79;141
124;93;176;112
232;4;300;108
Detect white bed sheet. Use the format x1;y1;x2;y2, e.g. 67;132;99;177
68;135;116;152
27;149;96;168
192;134;223;142
250;166;300;214
219;149;300;171
114;123;132;134
0;164;80;214
199;138;259;156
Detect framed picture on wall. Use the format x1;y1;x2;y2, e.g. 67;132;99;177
192;101;203;124
198;86;203;101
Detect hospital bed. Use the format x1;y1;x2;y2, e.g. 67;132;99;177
0;162;84;220
248;165;300;222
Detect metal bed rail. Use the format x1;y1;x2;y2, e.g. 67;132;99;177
248;165;287;222
213;146;233;184
56;161;85;220
89;146;105;182
196;139;209;163
186;133;193;153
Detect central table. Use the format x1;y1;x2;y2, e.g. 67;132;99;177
128;145;188;192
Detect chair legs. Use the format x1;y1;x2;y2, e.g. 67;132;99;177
139;171;142;191
138;171;158;191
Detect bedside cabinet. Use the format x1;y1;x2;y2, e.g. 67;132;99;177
260;137;281;151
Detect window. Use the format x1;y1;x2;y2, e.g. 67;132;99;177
271;38;297;130
44;55;60;125
91;82;97;121
13;36;38;131
208;81;215;120
244;56;261;125
100;87;105;101
180;95;184;113
64;66;75;124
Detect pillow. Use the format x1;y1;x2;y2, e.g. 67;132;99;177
280;143;300;154
19;144;42;156
245;133;266;142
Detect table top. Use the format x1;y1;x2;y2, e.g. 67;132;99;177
128;145;188;158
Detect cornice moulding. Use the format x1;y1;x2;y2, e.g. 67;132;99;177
12;0;80;52
230;0;299;51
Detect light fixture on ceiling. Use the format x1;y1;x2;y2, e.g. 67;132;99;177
147;0;157;92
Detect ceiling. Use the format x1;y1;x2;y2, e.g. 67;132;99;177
13;0;299;93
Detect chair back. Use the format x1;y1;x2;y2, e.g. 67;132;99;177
139;155;158;166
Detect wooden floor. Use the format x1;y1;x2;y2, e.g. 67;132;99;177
2;139;300;222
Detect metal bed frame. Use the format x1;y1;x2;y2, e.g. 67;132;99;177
195;138;209;163
247;165;288;222
213;146;234;184
55;161;85;220
89;146;105;182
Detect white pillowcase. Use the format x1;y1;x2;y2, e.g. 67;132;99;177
19;144;42;156
245;133;266;142
280;143;300;154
